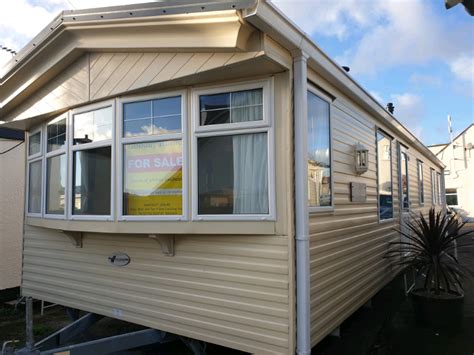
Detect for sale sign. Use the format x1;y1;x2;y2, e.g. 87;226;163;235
123;140;182;215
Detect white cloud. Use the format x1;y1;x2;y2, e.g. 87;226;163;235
390;93;425;139
450;55;474;82
274;0;473;79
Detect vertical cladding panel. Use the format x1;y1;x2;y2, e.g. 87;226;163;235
307;84;443;347
22;225;291;354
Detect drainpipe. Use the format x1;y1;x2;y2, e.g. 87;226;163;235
293;51;311;355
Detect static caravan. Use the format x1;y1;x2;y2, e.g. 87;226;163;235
0;1;445;354
0;128;24;299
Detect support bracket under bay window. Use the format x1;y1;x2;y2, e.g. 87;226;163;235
63;231;83;248
148;234;175;256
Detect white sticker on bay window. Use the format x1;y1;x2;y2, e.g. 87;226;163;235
200;88;263;126
28;132;41;156
307;92;332;207
47;117;66;152
73;146;111;215
46;154;66;214
28;160;42;213
198;132;268;215
123;140;183;216
123;96;181;137
73;106;112;144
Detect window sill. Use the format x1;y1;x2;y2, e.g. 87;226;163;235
25;217;277;235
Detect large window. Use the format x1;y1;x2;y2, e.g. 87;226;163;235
417;160;424;205
430;168;437;204
307;90;332;209
193;81;273;219
446;188;458;206
120;94;184;219
437;172;442;205
72;104;113;218
376;130;393;220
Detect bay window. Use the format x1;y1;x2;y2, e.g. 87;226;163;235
193;81;274;219
26;80;274;224
71;103;113;218
307;88;332;209
119;93;185;219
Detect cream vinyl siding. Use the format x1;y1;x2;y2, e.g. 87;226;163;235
7;51;264;124
22;225;291;354
307;70;442;346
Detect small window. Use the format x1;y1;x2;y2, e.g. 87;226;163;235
400;150;409;209
28;132;41;156
199;89;263;126
377;131;393;220
47;117;66;152
123;96;181;137
417;160;424;205
73;146;111;215
307;91;331;208
446;188;458;206
28;160;42;214
430;168;436;204
437;172;442;205
73;106;113;144
46;154;67;214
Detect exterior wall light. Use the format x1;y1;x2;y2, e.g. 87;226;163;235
355;142;369;174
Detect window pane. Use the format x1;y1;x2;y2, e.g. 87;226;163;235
29;132;41;156
123;140;183;215
28;160;42;213
446;192;458;206
123;97;181;137
199;89;263;126
73;147;111;215
377;132;393;220
307;92;331;207
418;161;424;204
47;118;66;152
198;133;268;215
46;154;66;214
74;106;113;144
401;152;409;209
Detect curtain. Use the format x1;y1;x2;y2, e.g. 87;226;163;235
231;89;268;214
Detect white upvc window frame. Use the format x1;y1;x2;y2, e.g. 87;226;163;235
68;100;115;221
44;114;68;219
191;79;276;221
26;126;44;218
436;171;442;206
307;84;334;213
375;128;394;223
117;90;188;221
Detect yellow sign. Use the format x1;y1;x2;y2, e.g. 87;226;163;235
124;140;182;215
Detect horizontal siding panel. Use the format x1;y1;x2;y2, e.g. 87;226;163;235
22;225;291;354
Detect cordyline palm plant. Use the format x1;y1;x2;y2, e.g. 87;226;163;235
385;207;473;296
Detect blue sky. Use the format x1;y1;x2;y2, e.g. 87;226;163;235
1;0;472;145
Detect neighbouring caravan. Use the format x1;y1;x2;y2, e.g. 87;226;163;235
0;1;445;353
0;128;24;300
